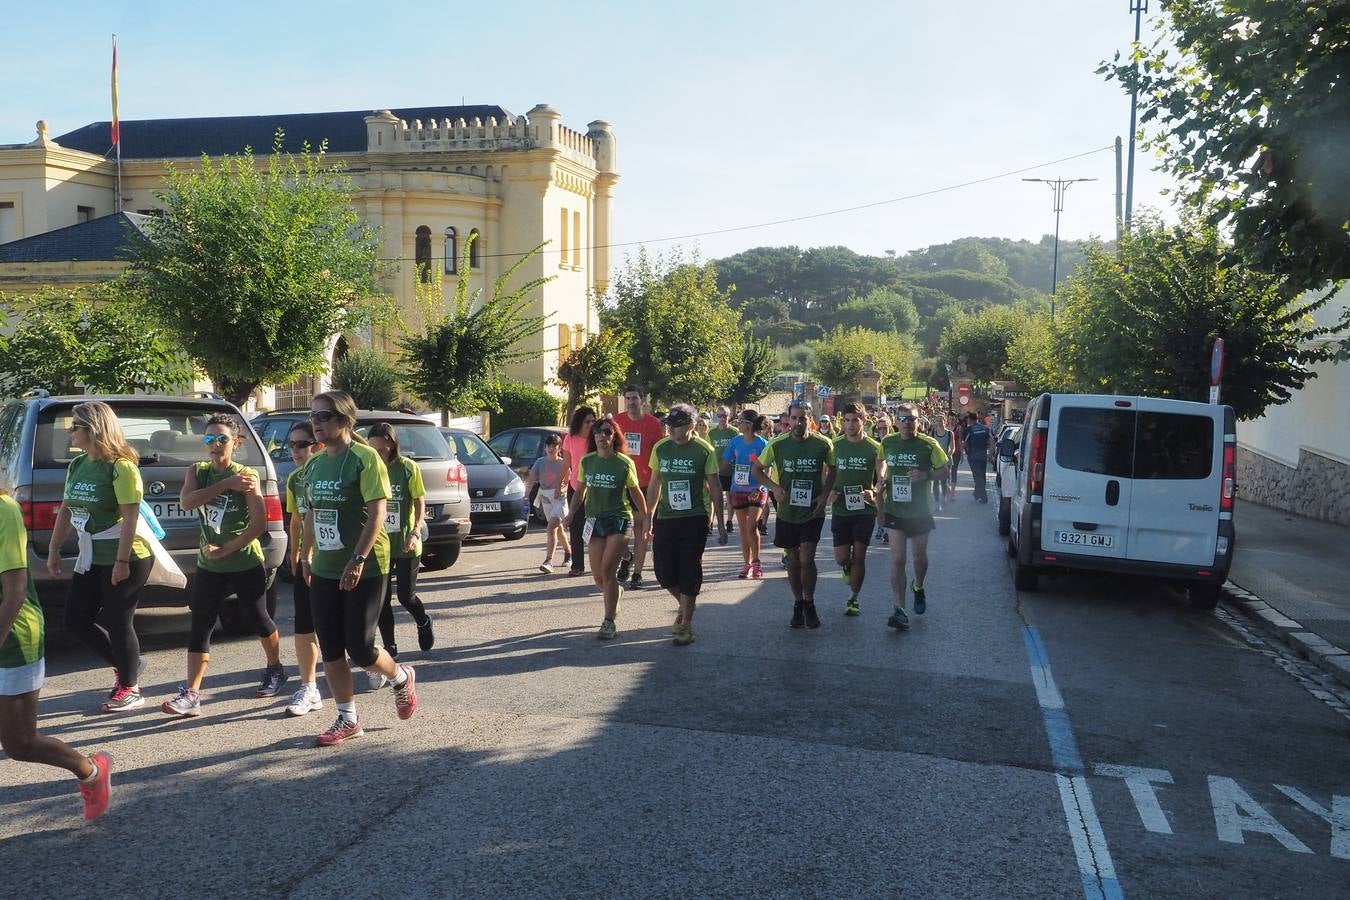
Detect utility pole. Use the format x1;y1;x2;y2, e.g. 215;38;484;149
1115;136;1124;244
1125;0;1149;232
1023;177;1098;320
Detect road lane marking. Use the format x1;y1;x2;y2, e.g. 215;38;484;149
1093;765;1175;835
1275;786;1350;860
1022;626;1124;900
1209;776;1313;854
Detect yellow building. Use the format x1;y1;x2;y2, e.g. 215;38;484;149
0;104;618;407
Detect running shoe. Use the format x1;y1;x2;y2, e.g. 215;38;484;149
567;567;585;577
562;552;572;566
840;563;852;585
539;561;554;574
726;518;734;534
161;686;201;717
392;665;418;720
873;526;885;542
804;602;821;629
101;685;143;713
598;618;617;640
751;560;763;579
789;602;805;629
913;582;928;616
673;624;695;646
416;614;435;652
782;551;790;568
738;563;752;579
286;685;323;717
628;573;645;591
672;615;683;634
887;607;911;630
366;669;388;691
256;664;287;698
316;716;364;747
110;656;147;695
617;553;633;583
881;530;890;545
845;595;860;617
78;752;113;821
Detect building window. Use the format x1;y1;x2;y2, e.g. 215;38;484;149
469;228;481;269
415;225;432;283
444;227;457;274
77;205;94;223
558;324;573;365
572;211;581;268
0;201;15;244
559;208;569;266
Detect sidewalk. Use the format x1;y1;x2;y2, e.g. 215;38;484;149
1223;499;1350;688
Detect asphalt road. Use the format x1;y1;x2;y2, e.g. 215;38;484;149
2;479;1347;899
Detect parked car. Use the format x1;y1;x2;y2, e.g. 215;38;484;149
439;429;529;540
250;409;471;570
1006;393;1236;610
0;391;287;632
485;426;567;523
995;424;1022;534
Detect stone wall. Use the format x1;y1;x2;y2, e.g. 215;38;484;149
1237;445;1350;526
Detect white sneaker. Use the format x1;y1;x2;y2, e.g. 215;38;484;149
286;685;323;717
366;670;388;691
539;561;554;574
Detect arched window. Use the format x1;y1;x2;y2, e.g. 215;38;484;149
415;226;432;283
444;227;457;274
469;228;481;269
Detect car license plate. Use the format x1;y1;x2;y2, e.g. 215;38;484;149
151;501;194;522
470;501;501;513
1055;530;1114;548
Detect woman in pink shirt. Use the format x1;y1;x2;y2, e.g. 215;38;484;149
562;407;596;576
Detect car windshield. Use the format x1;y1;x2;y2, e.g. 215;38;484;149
445;430;502;466
35;405;267;468
354;421;453;461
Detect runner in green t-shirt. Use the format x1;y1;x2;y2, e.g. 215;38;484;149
879;403;950;631
0;491;113;821
753;401;837;629
564;421;648;640
162;414;284;717
282;422;326;718
828;402;883;616
645;405;726;646
301;390;418;748
707;406;739;534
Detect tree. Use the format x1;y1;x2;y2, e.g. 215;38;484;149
491;382;561;432
400;235;551;423
1102;0;1350;291
938;305;1030;384
331;348;398;410
723;333;780;406
0;287;190;396
127;136;388;406
556;327;632;415
1052;214;1345;420
1003;314;1068;396
810;327;913;395
836;287;919;336
599;247;741;406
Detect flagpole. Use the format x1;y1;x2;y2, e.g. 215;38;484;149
112;34;122;213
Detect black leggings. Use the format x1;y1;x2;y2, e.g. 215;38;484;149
311;573;388;668
291;562;314;635
188;565;276;653
63;555;153;684
568;485;586;572
377;556;427;654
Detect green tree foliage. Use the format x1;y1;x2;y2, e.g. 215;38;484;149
909;269;1024;306
331;348;398;410
491;382;561;432
810;327;913;395
1102;0;1350;292
1003;315;1068;396
723;333;780;405
0;287;191;396
836;287;919;336
599;247;741;407
1051;214;1345;420
914;301;966;356
900;235;1093;295
400;236;551;422
556;327;632;415
777;343;815;374
127;136;388;405
938;305;1031;384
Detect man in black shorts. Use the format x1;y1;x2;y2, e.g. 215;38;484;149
879;403;949;630
827;402;882;616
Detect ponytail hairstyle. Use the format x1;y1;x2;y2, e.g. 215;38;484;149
72;401;139;465
365;421;401;464
312;390;369;445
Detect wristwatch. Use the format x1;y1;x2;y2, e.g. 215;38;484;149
350;553;367;565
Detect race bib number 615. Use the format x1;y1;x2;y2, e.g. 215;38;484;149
314;509;344;552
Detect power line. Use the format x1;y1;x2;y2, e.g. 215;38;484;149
377;143;1116;263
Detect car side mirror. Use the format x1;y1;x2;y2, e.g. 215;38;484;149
1012;451;1019;465
500;456;513;466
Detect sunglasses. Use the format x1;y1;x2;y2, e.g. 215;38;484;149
67;422;90;432
594;429;615;437
309;410;338;423
896;415;917;423
203;434;232;446
287;439;316;450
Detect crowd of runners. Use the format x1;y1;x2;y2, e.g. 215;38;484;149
0;386;999;822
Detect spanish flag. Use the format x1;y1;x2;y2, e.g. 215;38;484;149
110;35;120;147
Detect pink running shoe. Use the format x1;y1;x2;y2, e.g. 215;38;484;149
78;752;113;821
393;665;418;720
739;563;752;579
316;716;364;747
101;685;143;713
751;560;764;579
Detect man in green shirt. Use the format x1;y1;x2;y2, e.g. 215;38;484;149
879;402;949;631
754;401;836;629
646;405;726;646
828;402;883;616
707;406;739;534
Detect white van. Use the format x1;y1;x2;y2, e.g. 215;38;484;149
1007;394;1236;610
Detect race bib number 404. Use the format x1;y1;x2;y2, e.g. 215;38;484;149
845;485;864;511
313;509;344;552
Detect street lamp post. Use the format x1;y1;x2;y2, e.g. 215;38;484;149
1023;177;1098;320
1125;0;1149;232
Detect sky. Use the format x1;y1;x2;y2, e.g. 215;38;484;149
1;0;1177;262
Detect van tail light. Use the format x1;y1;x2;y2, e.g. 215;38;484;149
1220;444;1236;512
446;460;469;499
263;493;285;524
1029;428;1047;495
23;500;62;531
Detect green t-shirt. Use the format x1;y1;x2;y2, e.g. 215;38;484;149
63;455;152;566
386;456;427;559
304;442;392;580
194;461;265;574
707;426;738;462
831;435;882;517
0;494;44;669
647;436;720;520
880;433;949;519
758;432;837;524
580;452;639;519
285;459;314;518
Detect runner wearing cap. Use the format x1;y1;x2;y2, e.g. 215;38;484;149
828;402;882;617
646;405;725;645
612;386;665;590
817;415;835;438
879;403;949;631
707;407;739;536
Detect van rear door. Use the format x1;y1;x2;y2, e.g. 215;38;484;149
1126;399;1222;566
1041;397;1134;560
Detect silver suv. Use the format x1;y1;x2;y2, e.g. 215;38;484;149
0;392;287;626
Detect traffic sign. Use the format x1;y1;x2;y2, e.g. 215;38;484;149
816;385;832;398
958;395;970;406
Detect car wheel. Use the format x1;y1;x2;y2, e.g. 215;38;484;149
997;499;1011;536
502;528;527;542
421;543;462;571
1188;583;1221;612
1014;562;1039;591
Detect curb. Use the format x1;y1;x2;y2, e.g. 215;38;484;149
1222;581;1350;691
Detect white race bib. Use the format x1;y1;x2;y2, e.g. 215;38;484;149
624;432;641;456
69;507;91;533
313;508;344;552
844;485;864;512
583;517;596;543
384;500;401;533
733;464;751;487
790;480;813;508
202;496;227;534
668;480;691;511
891;475;913;503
